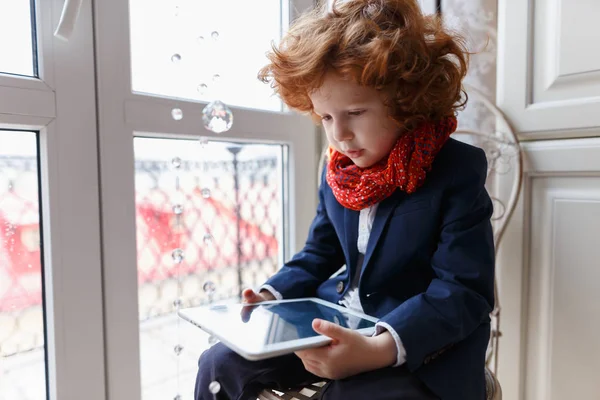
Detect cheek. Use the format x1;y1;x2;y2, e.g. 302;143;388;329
373;132;400;154
324;128;334;142
324;129;339;148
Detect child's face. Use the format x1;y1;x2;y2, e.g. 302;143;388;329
310;72;401;168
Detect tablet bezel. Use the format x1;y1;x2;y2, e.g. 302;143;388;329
178;297;380;361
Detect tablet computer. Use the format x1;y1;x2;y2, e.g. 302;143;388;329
178;297;379;361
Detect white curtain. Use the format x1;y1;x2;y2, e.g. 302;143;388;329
442;0;498;133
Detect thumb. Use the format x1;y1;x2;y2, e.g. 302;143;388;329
312;318;347;340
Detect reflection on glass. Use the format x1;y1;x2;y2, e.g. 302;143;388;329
129;0;284;111
210;300;375;346
134;136;287;399
0;2;36;76
0;131;46;400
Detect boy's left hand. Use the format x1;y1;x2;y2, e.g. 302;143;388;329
294;318;397;380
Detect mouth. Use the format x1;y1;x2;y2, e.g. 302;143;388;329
345;149;364;158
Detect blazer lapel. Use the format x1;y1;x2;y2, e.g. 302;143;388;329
359;189;405;282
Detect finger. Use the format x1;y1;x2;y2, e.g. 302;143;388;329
240;304;258;323
300;359;322;376
296;344;330;362
312;318;348;341
241;288;257;303
295;349;321;360
295;349;314;359
295;349;309;358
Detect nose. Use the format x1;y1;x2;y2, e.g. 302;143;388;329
332;120;353;142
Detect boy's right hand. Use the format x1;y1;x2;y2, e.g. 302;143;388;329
241;288;276;322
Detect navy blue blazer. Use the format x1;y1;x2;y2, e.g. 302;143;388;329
264;138;495;400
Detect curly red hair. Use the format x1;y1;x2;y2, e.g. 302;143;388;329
258;0;469;130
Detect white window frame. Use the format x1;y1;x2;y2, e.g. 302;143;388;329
0;0;106;399
93;0;320;398
420;0;438;15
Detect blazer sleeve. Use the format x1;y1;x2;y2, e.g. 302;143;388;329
261;167;346;299
378;148;495;371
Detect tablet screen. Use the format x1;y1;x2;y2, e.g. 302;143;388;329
180;299;377;351
244;300;376;343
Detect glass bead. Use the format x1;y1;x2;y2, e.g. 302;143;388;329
171;108;183;121
171;156;182;168
203;281;216;294
202;100;233;134
172;249;184;264
197;83;208;94
174;344;183;355
171;53;182;64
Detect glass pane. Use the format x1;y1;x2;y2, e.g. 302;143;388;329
0;1;36;76
130;0;284;111
0;131;46;400
134;137;287;399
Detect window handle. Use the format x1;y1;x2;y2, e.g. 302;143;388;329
54;0;84;41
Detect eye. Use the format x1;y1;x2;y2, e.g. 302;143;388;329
348;110;365;116
321;115;332;122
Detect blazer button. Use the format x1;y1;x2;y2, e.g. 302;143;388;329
336;281;345;294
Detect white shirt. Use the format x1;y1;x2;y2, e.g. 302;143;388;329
339;204;406;367
338;204;377;312
261;204;407;367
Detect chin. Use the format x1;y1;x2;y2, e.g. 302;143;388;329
353;159;375;168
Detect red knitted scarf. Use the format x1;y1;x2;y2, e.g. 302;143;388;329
326;116;457;211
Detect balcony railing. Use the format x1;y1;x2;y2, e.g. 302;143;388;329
0;155;283;357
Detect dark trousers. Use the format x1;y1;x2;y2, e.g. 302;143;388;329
195;342;439;400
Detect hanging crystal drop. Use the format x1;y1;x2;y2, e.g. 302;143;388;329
201;188;211;198
203;281;216;294
203;233;213;245
197;35;205;43
174;344;184;355
211;31;219;40
212;74;220;83
171;157;182;169
171;108;183;121
173;298;183;308
171;53;182;64
202;100;233;134
172;249;184;264
208;335;218;345
172;204;184;215
197;83;208;94
208;381;221;394
199;137;209;148
173;395;181;400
